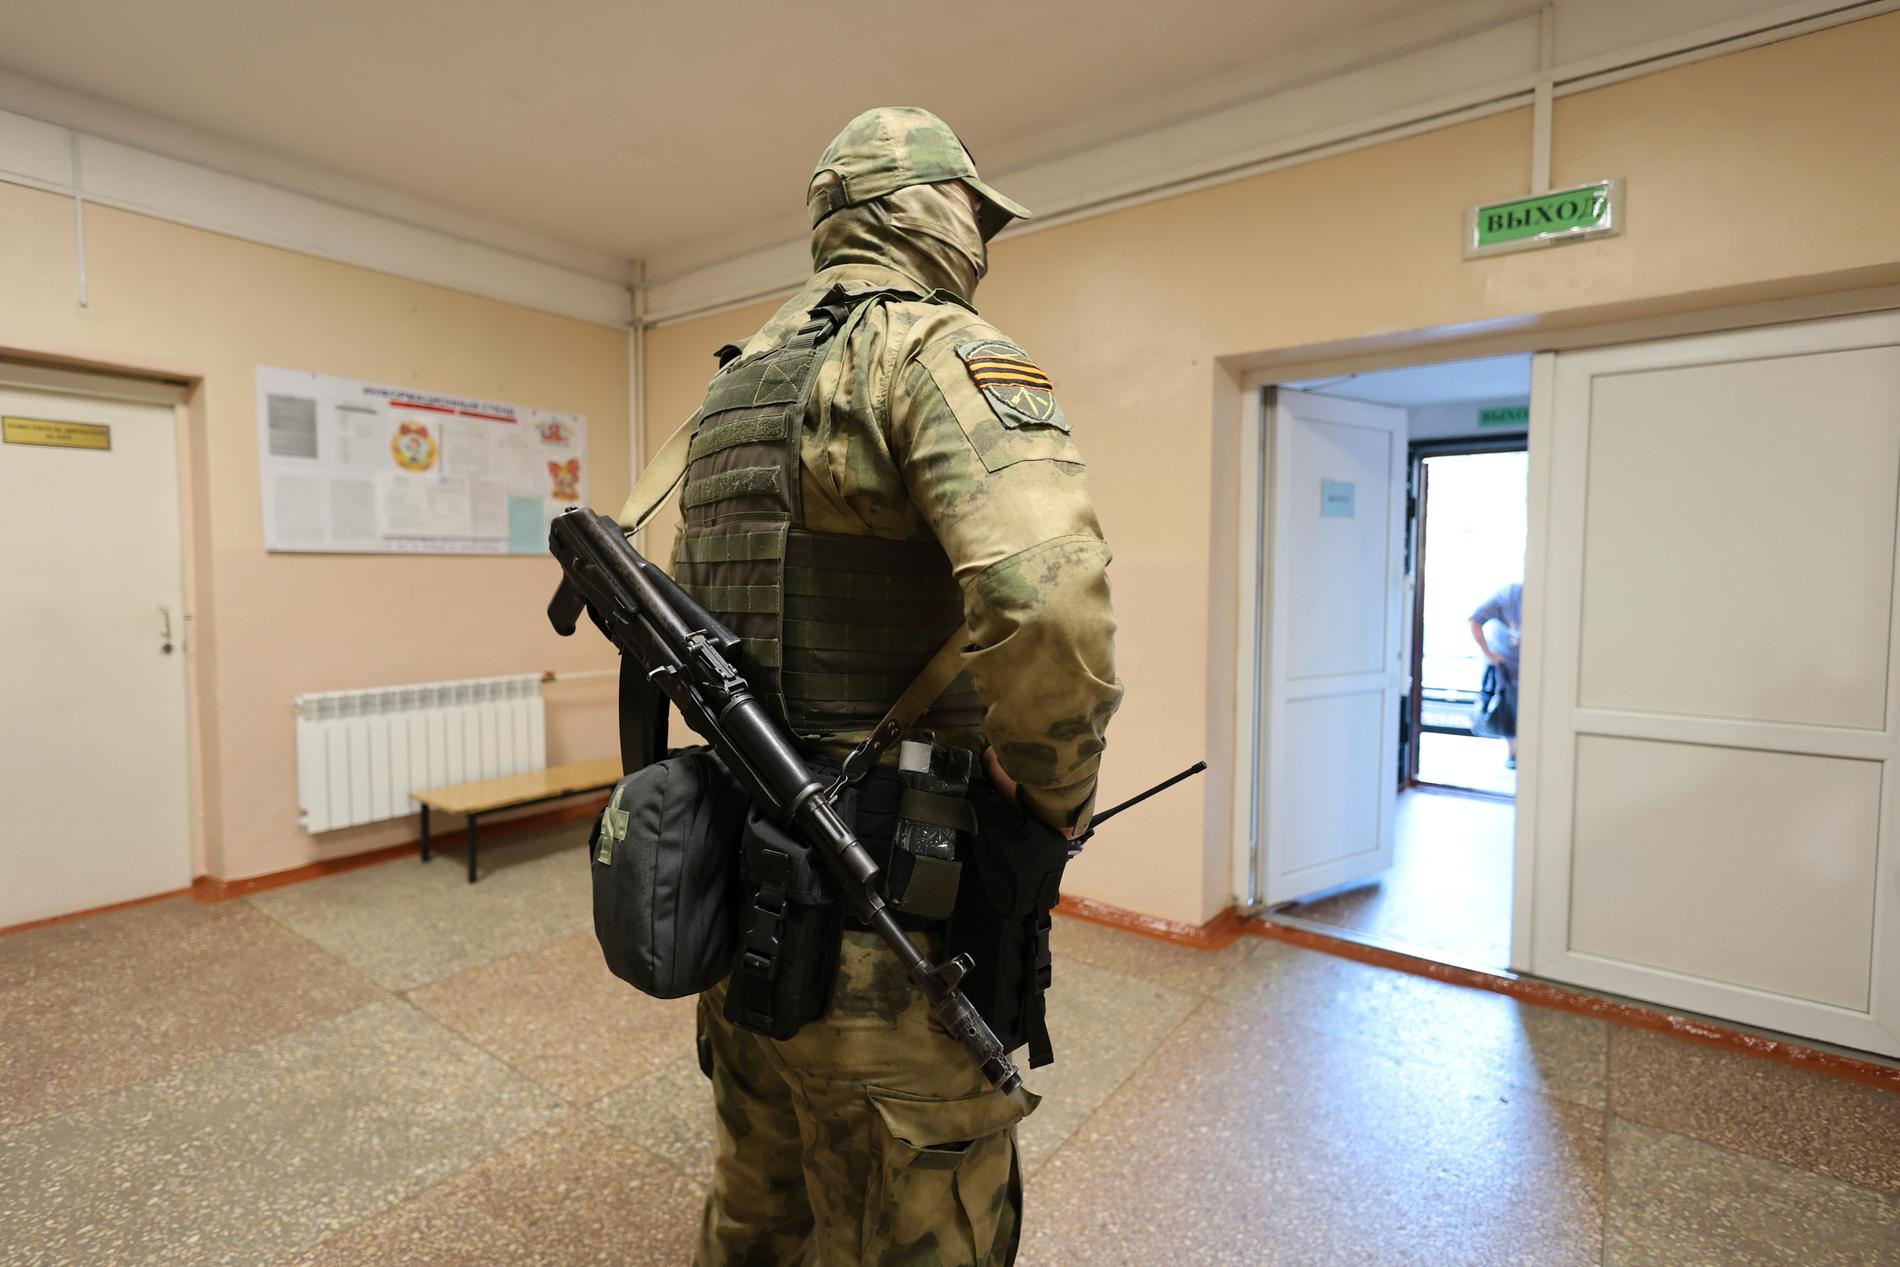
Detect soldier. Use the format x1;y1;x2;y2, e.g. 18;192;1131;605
683;106;1123;1266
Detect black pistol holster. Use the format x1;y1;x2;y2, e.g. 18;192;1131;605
948;781;1073;1068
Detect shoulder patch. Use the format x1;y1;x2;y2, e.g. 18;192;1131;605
956;339;1070;433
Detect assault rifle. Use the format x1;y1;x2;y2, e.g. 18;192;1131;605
546;508;1026;1096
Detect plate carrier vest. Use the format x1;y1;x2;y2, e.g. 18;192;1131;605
672;285;984;741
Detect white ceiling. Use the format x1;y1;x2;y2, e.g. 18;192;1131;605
1289;354;1533;407
0;0;1455;279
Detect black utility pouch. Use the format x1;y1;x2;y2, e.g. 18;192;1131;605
946;781;1074;1068
589;746;745;999
723;806;845;1040
886;739;976;921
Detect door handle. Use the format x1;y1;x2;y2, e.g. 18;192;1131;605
158;604;175;655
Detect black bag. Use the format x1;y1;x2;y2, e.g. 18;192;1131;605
722;806;845;1039
1471;664;1516;739
947;781;1073;1068
588;747;746;998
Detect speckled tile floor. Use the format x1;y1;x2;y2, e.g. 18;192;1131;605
2;819;1897;1266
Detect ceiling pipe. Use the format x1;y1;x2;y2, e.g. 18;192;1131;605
1531;4;1554;195
69;130;88;307
628;258;648;548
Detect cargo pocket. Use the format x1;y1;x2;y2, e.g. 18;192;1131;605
864;1086;1038;1265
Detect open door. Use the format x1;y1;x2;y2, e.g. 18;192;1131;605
1258;388;1407;905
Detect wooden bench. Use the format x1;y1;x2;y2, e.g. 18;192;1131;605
414;756;623;883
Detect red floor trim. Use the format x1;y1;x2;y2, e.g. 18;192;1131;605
1057;894;1246;951
0;795;610;932
192;795;610;902
191;843;422;902
0;885;196;937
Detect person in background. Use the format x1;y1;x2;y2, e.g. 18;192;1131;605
1469;581;1523;768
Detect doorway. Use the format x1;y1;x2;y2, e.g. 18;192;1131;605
0;377;194;927
1409;443;1528;799
1256;355;1530;970
1237;305;1900;1055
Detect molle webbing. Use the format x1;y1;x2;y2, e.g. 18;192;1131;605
687;415;788;464
781;529;982;730
681;465;785;509
672;290;982;739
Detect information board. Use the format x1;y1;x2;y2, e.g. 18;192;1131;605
256;366;586;555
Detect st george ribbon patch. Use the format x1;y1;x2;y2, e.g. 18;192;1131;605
956;339;1070;433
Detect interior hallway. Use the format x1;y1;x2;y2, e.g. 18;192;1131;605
1280;789;1516;967
2;821;1897;1266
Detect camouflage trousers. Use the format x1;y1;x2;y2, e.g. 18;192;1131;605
694;931;1037;1267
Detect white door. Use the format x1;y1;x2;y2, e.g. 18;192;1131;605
0;387;192;926
1257;389;1408;904
1528;311;1900;1056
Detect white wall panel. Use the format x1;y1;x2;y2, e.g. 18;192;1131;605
1280;690;1388;878
1578;347;1900;729
1285;415;1398;680
1569;735;1879;1009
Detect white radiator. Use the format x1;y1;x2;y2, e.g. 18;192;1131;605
294;675;547;832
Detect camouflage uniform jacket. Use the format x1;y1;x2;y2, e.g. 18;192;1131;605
727;259;1122;832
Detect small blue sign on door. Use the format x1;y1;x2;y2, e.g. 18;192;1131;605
1320;479;1356;518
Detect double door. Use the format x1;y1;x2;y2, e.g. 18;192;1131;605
1248;311;1900;1057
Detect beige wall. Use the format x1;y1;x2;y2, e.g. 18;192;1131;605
645;15;1900;926
0;184;629;882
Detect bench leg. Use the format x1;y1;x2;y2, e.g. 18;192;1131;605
466;815;478;884
420;805;431;863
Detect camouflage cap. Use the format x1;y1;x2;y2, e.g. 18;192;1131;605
808;106;1031;238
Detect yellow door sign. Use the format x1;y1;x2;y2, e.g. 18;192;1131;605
2;416;112;450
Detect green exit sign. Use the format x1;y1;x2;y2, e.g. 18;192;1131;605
1466;179;1621;258
1479;405;1529;428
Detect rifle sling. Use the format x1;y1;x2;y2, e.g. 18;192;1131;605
839;623;973;779
614;412;697;534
